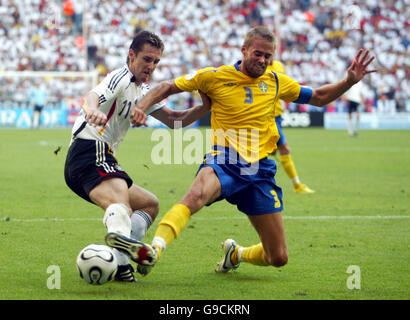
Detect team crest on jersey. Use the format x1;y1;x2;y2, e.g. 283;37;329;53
259;81;268;93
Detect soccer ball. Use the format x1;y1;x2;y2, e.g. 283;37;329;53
76;244;118;285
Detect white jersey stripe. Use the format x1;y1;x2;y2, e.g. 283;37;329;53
96;141;104;172
95;140;101;169
108;68;127;92
99;95;107;104
103;142;115;173
108;67;127;91
100;141;111;173
95;141;116;173
111;71;128;92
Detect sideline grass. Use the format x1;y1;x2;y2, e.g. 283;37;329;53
0;128;409;300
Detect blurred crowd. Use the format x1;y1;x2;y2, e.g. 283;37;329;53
0;0;408;112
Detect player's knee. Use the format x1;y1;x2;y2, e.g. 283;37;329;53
182;188;205;213
273;254;288;267
279;143;290;155
151;196;160;217
145;194;160;219
266;252;288;267
186;188;203;204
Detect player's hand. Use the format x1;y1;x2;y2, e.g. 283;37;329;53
130;107;148;127
85;109;107;127
347;49;377;85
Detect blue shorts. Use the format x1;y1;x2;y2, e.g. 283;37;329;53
275;116;286;147
197;146;283;215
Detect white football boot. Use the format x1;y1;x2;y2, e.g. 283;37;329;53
105;232;158;266
215;239;240;273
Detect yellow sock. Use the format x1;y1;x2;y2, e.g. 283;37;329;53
280;154;301;187
154;203;191;247
231;246;241;265
239;243;269;266
280;154;298;180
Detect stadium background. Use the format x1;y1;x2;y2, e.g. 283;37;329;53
0;0;408;129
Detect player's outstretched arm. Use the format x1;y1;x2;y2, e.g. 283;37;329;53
130;80;183;127
151;91;211;128
82;92;107;126
309;49;376;107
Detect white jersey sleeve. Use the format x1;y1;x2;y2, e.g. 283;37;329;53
91;67;129;105
345;81;363;104
141;83;166;115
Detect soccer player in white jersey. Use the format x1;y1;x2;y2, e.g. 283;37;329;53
64;31;210;282
345;81;364;137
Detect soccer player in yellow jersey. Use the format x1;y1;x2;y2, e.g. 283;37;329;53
268;61;315;193
130;27;376;275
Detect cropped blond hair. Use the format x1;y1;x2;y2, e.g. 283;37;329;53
243;26;277;50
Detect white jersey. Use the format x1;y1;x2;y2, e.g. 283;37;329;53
71;65;165;153
345;81;363;104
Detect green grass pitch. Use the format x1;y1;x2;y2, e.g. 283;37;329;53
0;127;409;300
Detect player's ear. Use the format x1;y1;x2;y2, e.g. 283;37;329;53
241;45;247;56
128;49;135;63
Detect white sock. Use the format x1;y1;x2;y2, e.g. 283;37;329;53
103;203;132;237
33;112;40;128
237;247;244;263
152;236;167;253
113;248;130;266
130;210;153;241
347;118;353;135
291;176;300;185
354;117;359;132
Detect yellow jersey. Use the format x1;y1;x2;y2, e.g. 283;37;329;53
268;61;286;117
175;61;311;162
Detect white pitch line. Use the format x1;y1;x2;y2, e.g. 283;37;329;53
284;215;410;220
1;217;101;222
193;215;410;220
1;215;410;223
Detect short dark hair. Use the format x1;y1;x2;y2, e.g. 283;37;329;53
128;30;164;61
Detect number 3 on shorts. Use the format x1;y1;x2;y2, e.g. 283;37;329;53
270;190;281;208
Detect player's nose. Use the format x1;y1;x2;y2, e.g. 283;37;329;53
146;63;156;74
257;56;267;66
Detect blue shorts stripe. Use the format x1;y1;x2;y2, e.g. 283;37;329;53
275;116;286;146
